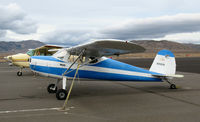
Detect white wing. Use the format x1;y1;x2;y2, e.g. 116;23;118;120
67;39;145;57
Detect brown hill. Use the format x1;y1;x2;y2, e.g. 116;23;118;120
131;40;200;53
184;43;200;50
1;39;200;54
0;40;45;53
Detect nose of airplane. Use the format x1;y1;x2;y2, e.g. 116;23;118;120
4;55;12;61
4;56;13;66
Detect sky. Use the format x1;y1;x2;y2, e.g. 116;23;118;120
0;0;200;45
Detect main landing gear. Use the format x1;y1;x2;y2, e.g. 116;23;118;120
47;48;85;110
17;68;23;76
47;83;68;100
47;49;85;101
47;71;79;101
47;78;68;100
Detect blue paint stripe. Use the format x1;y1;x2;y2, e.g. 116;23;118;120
30;65;162;82
31;56;64;62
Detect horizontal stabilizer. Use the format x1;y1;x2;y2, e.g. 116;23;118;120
152;74;184;78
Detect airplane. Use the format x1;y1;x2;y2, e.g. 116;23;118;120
29;39;184;100
4;45;62;76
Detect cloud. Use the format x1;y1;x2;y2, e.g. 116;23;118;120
42;13;200;45
100;14;200;40
0;30;6;37
0;3;37;39
42;29;102;46
155;32;200;44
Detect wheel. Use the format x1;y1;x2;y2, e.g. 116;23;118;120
170;84;177;89
17;71;22;76
47;84;57;93
56;89;68;100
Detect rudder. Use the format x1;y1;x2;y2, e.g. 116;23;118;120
149;50;176;75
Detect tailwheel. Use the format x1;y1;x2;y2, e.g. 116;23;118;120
47;84;57;93
17;71;22;76
163;77;177;89
56;89;68;100
170;84;177;89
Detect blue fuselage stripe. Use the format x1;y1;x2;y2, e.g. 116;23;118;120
30;64;162;82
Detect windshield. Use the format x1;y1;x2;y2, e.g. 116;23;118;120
26;50;35;56
53;48;68;60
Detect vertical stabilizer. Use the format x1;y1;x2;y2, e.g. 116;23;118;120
149;50;176;75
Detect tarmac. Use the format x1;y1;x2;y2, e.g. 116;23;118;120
0;57;200;122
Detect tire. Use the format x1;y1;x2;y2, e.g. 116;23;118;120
170;84;177;89
17;71;22;76
56;89;68;100
47;84;57;93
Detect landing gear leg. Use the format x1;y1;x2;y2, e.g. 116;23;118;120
163;78;177;89
17;68;23;76
56;77;68;100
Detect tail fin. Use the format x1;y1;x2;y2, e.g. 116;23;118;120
150;50;176;75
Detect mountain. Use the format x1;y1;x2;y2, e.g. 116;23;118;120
0;40;45;53
1;39;200;54
131;40;200;52
184;43;200;50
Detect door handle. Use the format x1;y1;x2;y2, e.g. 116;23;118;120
60;64;66;66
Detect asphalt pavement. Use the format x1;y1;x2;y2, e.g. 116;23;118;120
0;58;200;122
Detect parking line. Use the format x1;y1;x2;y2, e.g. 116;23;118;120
0;107;61;114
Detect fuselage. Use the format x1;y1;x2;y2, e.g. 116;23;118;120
30;56;163;82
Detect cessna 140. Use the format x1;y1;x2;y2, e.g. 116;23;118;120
29;40;184;100
4;45;62;76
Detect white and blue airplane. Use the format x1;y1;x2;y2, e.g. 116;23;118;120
29;40;184;100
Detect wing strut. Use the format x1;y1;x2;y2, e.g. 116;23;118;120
61;63;80;110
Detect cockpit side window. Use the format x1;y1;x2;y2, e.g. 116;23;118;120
68;55;86;63
53;49;99;64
